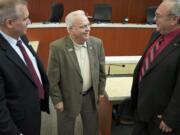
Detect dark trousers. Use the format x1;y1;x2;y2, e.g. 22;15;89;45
132;119;180;135
57;89;98;135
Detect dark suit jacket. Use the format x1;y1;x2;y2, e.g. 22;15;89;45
48;36;106;117
0;34;49;135
131;32;180;129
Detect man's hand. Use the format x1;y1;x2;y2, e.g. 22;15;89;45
99;95;104;98
159;120;172;133
97;95;104;104
157;115;173;133
54;101;64;112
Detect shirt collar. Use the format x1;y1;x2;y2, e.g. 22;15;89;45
0;30;21;46
71;39;87;50
74;42;87;48
163;28;180;41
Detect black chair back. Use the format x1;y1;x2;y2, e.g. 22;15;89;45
93;4;112;23
49;3;64;22
146;6;157;24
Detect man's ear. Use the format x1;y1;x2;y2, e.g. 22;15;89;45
67;27;73;34
4;18;14;29
171;15;180;25
177;16;180;24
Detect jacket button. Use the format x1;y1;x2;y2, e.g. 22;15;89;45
80;80;83;83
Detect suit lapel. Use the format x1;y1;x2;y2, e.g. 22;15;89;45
144;32;160;53
142;34;180;79
140;32;160;63
136;32;159;79
86;39;95;78
26;40;47;85
0;34;35;83
65;37;82;78
21;35;48;89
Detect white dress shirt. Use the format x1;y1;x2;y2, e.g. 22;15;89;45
73;41;92;92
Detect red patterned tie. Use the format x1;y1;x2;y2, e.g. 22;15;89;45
17;40;44;99
139;37;164;81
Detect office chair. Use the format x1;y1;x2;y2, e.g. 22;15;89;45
112;98;134;125
93;3;112;23
146;6;157;24
49;2;64;22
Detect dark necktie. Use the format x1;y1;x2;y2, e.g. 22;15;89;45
17;40;44;99
139;37;164;81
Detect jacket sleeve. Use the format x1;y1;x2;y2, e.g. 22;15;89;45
98;39;106;95
0;71;21;135
163;59;180;129
47;44;63;105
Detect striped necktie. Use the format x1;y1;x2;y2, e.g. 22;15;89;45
139;36;164;81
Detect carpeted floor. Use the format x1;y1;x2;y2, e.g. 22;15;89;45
111;122;133;135
41;99;133;135
40;99;83;135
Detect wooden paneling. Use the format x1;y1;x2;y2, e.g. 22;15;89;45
98;97;112;135
28;0;162;23
27;26;154;69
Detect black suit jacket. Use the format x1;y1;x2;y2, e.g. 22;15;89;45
131;32;180;129
0;34;49;135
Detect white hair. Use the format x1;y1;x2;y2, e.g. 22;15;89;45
171;0;180;17
163;0;180;16
65;10;86;28
0;0;27;26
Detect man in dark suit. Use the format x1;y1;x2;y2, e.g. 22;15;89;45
131;0;180;135
47;10;106;135
0;0;49;135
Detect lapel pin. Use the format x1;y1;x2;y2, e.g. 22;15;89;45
173;43;179;47
68;48;73;52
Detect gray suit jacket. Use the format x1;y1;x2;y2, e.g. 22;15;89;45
48;36;106;117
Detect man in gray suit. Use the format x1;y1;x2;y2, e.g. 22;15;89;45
47;10;106;135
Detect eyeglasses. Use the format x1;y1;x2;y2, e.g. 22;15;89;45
79;23;91;29
71;23;91;29
155;12;176;19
